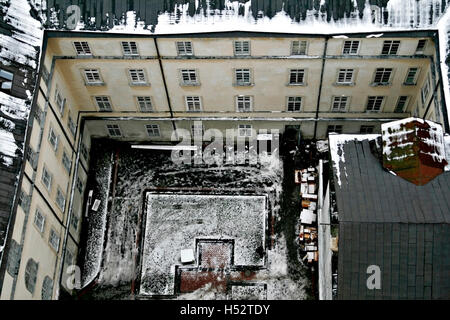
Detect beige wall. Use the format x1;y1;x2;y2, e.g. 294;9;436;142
2;32;445;300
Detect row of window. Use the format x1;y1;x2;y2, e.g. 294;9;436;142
33;208;61;252
80;66;427;87
92;94;415;113
105;123;376;138
73;39;428;57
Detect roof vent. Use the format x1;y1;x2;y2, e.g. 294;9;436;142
381;118;448;186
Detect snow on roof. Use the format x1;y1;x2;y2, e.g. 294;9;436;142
381;117;447;165
329;133;380;186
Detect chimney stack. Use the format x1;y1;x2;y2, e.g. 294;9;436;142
381;118;448;186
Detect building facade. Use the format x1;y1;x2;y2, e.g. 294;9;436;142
0;29;448;299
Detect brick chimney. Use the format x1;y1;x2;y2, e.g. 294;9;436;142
381;118;448;186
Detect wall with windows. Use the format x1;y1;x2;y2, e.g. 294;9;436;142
1;31;446;300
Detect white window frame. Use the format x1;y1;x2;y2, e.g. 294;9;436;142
421;74;431;105
121;41;139;56
286;96;302;112
55;88;65;114
404;67;420;85
62;150;72;174
238;124;253;137
185;96;202;112
136;96;153;112
395;96;409;113
372;68;393;86
234;68;252;86
106;124;122;137
48;127;59;152
336;69;355;85
180;69;199;86
83;69;103;85
145;124;160;137
56;187;66;212
94;96;112;112
342;40;360;55
234;40;250;56
236;96;253;112
381;40;400;55
415;39;427;54
41;166;52;191
49;229;60;252
288;69;306;85
176;41;193;56
73;41;92;55
34;209;45;233
291;40;308;55
68;115;77;136
366;96;384;112
128;69;148;85
331;96;349;112
76;176;84;194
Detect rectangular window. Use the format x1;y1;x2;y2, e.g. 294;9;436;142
366;96;384;112
404;68;419;85
180;69;198;85
49;229;60;251
185;96;202;112
68;115;77;136
287;97;302;112
81;143;88;161
421;75;431;105
48;127;59;151
26;146;38;170
76;177;83;194
238;124;252;137
56;188;66;211
121;41;139;55
336;69;354;84
289;69;305;85
136;96;153;112
191;123;204;137
342;40;360;55
34;106;43;126
83;69;103;84
360;125;375;134
234;41;250;55
145;124;160;137
41;65;50;84
235;69;251;86
62;151;72;174
236;96;252;112
71;213;79;231
34;209;45;233
128;69;147;84
0;68;13;92
18;190;30;212
415;39;427;54
395;96;409;113
55;89;65;114
73;41;92;55
42;167;52;191
327;125;343;134
381;40;400;55
373;68;392;85
176;41;193;56
95;96;112;111
332;96;349;112
291;40;308;55
106;124;122;137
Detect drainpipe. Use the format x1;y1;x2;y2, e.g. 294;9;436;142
153;37;178;137
422;78;442;121
313;36;329;140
